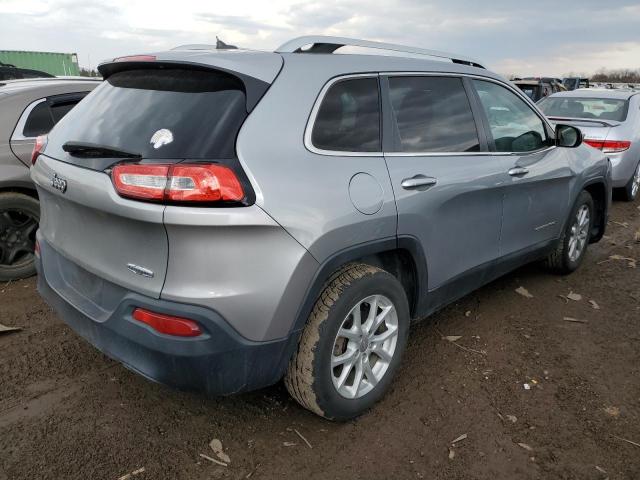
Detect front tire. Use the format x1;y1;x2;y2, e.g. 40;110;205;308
621;161;640;202
545;190;594;274
285;263;410;421
0;192;39;281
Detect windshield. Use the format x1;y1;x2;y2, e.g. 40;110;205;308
47;68;248;159
517;85;538;100
538;97;629;122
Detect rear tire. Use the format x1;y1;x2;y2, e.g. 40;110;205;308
0;192;40;281
545;190;593;274
620;161;640;202
285;263;410;421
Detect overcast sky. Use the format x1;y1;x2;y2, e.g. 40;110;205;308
1;0;639;77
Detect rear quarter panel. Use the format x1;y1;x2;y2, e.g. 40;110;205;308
235;56;398;263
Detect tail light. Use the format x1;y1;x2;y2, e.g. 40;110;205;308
584;139;631;154
31;135;48;165
111;163;244;203
132;308;202;337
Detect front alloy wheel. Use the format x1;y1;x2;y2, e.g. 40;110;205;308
545;190;594;274
567;204;590;262
624;161;640;201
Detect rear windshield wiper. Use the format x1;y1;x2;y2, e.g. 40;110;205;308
62;141;142;159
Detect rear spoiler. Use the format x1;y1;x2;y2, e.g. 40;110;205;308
97;59;271;111
546;116;620;128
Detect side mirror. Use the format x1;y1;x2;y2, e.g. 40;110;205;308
556;124;582;148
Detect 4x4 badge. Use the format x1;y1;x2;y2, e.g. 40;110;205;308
150;128;173;149
51;173;67;193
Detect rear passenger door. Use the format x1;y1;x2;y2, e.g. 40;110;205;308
382;75;505;293
470;79;572;256
10;92;88;166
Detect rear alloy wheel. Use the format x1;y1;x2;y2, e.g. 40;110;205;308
285;263;409;421
331;294;399;399
622;161;640;202
545;190;594;274
0;193;40;281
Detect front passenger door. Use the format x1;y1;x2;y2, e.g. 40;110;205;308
471;79;573;256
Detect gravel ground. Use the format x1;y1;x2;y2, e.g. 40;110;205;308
0;200;639;480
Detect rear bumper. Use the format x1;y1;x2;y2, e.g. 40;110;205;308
35;240;296;395
608;152;638;188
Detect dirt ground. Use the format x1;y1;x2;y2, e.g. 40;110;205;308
1;200;639;480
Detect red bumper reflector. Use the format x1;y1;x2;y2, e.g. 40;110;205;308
132;308;202;337
34;240;40;256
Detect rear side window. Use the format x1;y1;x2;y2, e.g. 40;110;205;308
311;77;381;152
388;76;480;153
50;102;79;123
23;101;54;137
49;69;248;159
21;95;85;138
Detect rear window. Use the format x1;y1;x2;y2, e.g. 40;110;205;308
311;77;381;152
49;69;248;159
539;97;629;122
517;85;538;100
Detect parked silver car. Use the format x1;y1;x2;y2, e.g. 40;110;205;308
32;37;611;420
0;77;100;280
539;89;640;200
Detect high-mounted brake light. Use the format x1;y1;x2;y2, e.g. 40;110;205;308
584;139;631;154
31;135;47;165
111;163;244;203
113;55;156;63
132;308;202;337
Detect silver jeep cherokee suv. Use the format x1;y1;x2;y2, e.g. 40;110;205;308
31;37;611;420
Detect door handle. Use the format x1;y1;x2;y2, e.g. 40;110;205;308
508;167;529;176
401;175;438;190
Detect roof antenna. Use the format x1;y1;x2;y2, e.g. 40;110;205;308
216;36;238;50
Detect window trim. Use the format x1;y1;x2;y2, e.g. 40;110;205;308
304;73;383;156
305;71;557;157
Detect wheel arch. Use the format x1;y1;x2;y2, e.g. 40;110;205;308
0;185;39;200
291;236;428;337
582;178;608;243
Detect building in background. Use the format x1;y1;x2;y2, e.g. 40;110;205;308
0;50;80;77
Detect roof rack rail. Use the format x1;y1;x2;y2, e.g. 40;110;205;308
171;44;218;50
275;36;485;69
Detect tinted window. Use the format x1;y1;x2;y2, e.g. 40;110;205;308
473;80;548;153
50;101;80;123
48;69;248;159
311;78;380;152
388;76;479;153
23;101;54;137
538;97;629;122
